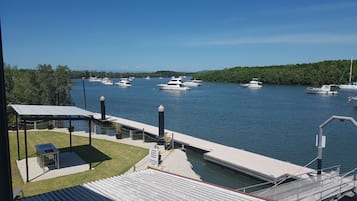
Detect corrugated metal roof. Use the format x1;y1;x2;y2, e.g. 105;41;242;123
20;169;269;201
9;104;93;117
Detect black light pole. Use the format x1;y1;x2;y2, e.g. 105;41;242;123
0;21;14;200
82;77;87;110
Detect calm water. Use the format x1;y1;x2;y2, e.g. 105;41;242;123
71;78;357;188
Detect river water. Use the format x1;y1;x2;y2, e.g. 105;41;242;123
71;78;357;189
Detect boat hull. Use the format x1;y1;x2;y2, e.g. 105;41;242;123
157;84;190;91
306;87;338;95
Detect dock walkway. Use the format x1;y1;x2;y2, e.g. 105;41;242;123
95;114;314;182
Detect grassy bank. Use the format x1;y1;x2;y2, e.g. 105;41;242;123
9;130;148;197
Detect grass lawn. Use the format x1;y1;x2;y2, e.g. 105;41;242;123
9;130;148;197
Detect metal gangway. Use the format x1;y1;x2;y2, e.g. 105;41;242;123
239;166;357;201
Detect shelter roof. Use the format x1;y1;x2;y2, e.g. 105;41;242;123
9;104;93;118
20;169;269;201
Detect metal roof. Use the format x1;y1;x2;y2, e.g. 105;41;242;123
20;169;270;201
9;104;93;117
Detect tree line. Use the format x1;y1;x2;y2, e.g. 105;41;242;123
4;59;354;109
70;70;191;79
193;60;355;86
5;64;72;106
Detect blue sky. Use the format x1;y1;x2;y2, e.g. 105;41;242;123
1;0;357;72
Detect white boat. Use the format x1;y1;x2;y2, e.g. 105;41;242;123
192;79;203;83
348;96;357;106
240;78;263;88
88;76;102;82
101;77;113;85
183;80;202;87
339;59;357;90
306;85;339;95
157;77;190;91
145;76;151;80
115;78;132;87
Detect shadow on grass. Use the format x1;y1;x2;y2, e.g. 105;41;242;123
59;145;111;164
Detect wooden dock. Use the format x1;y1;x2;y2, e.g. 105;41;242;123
94;114;314;182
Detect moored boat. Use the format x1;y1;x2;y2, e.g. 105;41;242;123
89;76;102;82
115;78;132;87
348;96;357;106
339;59;357;90
241;78;263;88
183;80;202;87
101;77;114;85
306;85;339;95
157;77;190;91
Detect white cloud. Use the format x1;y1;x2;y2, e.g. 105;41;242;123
303;2;357;12
185;34;357;46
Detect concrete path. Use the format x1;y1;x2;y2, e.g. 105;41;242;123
17;152;89;182
70;130;201;180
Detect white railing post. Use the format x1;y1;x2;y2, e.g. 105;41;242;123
319;175;323;200
339;173;343;198
353;168;357;187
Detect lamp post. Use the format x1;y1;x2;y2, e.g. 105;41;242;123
316;115;357;175
158;105;165;144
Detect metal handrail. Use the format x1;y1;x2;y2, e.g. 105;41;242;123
294;168;356;200
239;158;325;194
269;169;342;200
255;166;355;200
238;165;340;194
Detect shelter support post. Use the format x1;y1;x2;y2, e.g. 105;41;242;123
16;114;20;160
24;120;29;182
89;119;92;146
69;119;72;152
89;118;92;170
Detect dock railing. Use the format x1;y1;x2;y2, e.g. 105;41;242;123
237;157;323;193
238;165;340;194
286;167;357;201
241;165;357;201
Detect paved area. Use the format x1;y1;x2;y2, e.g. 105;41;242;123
17;152;89;182
70;130;201;180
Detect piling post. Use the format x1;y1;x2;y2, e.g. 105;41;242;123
100;96;106;120
82;77;87;109
158;105;165;144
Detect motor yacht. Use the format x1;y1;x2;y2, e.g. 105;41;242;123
101;77;114;85
241;78;263;88
115;78;132;87
157;77;190;91
183;80;202;87
306;85;339;95
88;76;102;82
